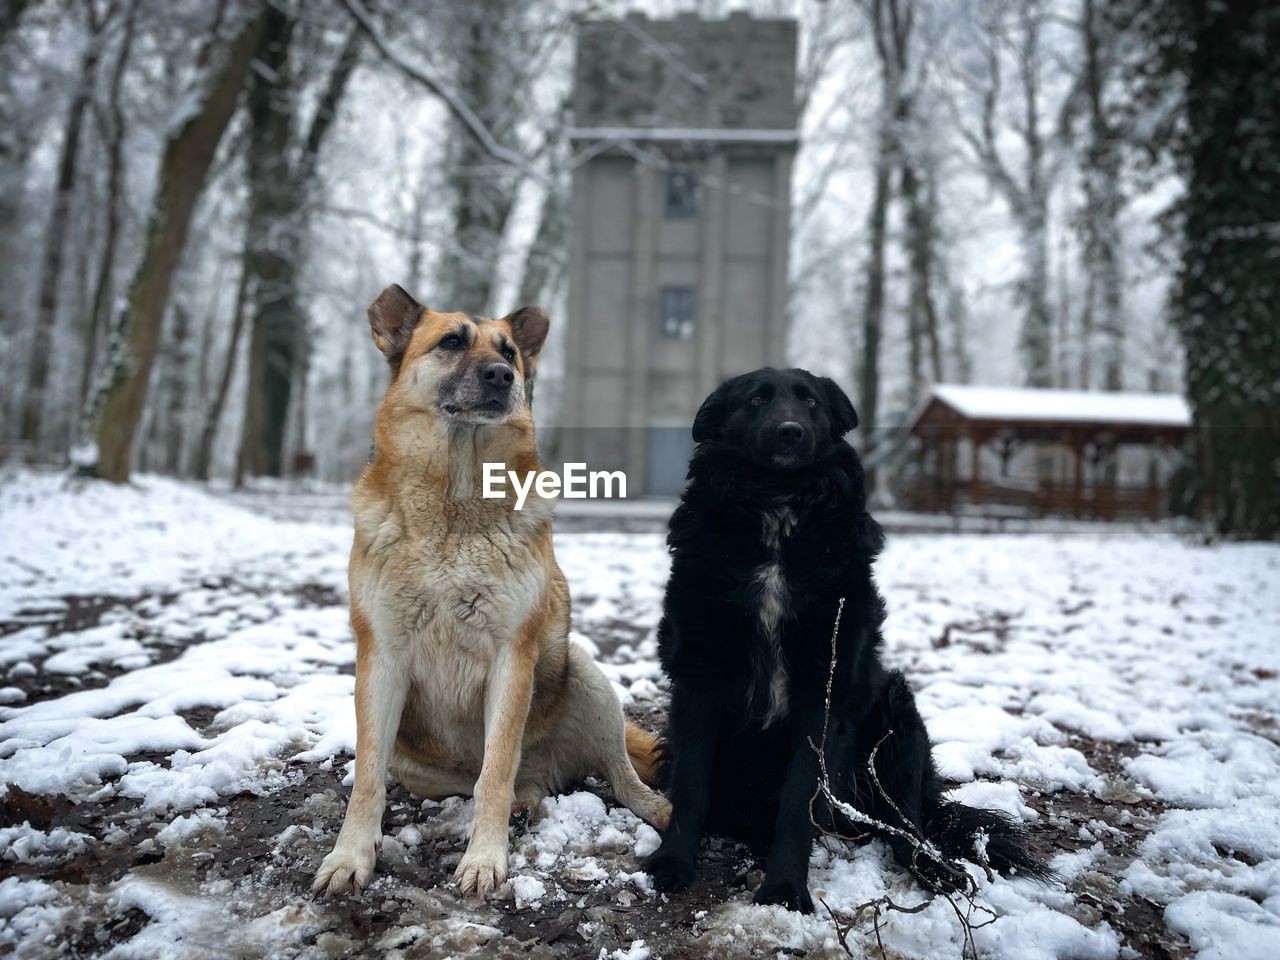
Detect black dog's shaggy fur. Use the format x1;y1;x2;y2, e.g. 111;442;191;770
644;368;1051;912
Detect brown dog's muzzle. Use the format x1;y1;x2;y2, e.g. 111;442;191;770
439;357;519;421
480;362;515;396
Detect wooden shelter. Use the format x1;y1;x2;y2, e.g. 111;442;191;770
904;385;1192;520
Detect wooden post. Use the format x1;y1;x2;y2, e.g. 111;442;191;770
944;433;955;510
1072;439;1086;518
969;428;983;507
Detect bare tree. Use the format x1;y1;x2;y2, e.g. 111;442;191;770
344;0;563;315
158;301;192;473
1066;0;1125;390
89;2;267;483
953;0;1057;388
0;0;35;43
858;0;916;491
341;0;546;183
434;0;543;311
21;0;114;446
193;254;250;480
80;0;140;410
900;141;945;396
236;11;362;480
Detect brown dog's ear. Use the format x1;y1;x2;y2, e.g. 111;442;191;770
504;306;550;376
368;284;424;372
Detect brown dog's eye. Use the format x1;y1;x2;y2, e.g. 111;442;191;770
806;397;817;408
750;395;766;406
501;344;517;363
437;334;464;351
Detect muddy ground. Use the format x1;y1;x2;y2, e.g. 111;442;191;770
0;584;1201;960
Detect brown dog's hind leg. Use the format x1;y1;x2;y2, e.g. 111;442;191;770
556;645;672;831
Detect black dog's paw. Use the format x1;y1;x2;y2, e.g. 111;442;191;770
910;858;967;895
890;839;966;895
644;847;697;893
753;874;815;914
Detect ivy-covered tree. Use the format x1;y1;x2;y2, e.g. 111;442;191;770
1123;0;1280;538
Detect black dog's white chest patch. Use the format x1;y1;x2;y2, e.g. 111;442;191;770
753;506;796;727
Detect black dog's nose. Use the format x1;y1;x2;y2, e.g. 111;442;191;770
777;421;805;444
481;362;514;389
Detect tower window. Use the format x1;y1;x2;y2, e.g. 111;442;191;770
665;169;698;219
660;286;696;340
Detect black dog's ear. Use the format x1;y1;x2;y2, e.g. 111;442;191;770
692;380;734;443
818;376;858;438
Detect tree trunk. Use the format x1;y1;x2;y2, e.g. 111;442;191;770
858;0;916;494
859;132;893;491
517;177;567;309
162;303;190;474
0;0;33;43
1019;206;1054;388
237;15;360;479
237;7;299;480
21;17;105;445
290;347;310;475
194;257;250;480
962;0;1056;390
1016;1;1053;389
1077;268;1092;389
437;5;523;312
90;5;267;483
80;0;140;412
406;173;430;294
0;2;45;422
1175;0;1280;538
944;283;973;384
900;156;944;389
1079;0;1125;391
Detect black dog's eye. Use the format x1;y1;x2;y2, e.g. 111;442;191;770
500;344;517;363
806;397;817;408
750;395;766;407
437;334;464;351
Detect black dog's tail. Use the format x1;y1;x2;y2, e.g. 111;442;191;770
923;796;1056;883
860;671;1056;886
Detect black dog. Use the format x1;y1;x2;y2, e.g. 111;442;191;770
643;368;1050;912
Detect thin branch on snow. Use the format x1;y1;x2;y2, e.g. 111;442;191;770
808;597;999;960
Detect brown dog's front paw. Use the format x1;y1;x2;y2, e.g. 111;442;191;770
753;874;814;914
312;840;378;898
453;842;508;902
647;797;673;832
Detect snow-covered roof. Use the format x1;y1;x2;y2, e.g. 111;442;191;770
923;384;1192;427
567;126;799;144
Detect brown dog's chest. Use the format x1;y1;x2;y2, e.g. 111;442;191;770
356;512;548;638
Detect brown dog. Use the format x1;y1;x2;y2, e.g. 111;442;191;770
312;285;670;902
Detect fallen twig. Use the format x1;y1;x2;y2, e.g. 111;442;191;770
808;597;1000;960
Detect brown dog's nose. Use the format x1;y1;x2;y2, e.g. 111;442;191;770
481;362;514;389
777;421;805;445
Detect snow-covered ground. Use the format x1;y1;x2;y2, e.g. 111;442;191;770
1;469;1278;959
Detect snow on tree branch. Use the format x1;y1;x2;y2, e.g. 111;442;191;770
339;0;549;187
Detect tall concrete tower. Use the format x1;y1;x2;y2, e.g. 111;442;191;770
562;11;799;496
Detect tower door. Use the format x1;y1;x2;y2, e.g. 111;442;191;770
648;427;694;497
